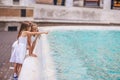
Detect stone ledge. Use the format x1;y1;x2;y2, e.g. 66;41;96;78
34;5;120;24
0;5;34;9
0;17;34;22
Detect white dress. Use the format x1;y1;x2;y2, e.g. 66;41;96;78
10;36;27;64
26;36;36;55
31;36;36;42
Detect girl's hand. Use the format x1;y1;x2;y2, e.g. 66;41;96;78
45;32;48;34
29;54;37;57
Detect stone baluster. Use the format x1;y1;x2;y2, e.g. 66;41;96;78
65;0;74;7
103;0;112;10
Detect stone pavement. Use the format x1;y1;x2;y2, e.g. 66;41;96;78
0;31;17;80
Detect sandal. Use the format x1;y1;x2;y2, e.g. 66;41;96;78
13;76;18;80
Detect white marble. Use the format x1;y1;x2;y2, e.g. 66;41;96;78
20;0;35;6
73;0;84;7
65;0;73;7
0;0;13;5
34;4;120;24
18;57;41;80
103;0;111;10
100;0;103;8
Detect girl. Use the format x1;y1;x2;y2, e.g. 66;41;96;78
30;22;40;55
10;40;18;79
10;22;48;79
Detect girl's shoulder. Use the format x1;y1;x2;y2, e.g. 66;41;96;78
22;31;30;33
23;31;32;34
21;31;30;37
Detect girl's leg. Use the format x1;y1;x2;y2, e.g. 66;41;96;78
29;46;37;57
17;64;22;76
13;63;18;77
16;63;20;76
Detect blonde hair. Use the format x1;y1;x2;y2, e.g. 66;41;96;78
31;23;38;32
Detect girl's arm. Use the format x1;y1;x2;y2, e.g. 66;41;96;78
26;31;48;35
27;35;37;57
26;31;48;57
31;35;39;54
27;34;32;55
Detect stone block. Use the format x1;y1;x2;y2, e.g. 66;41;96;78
36;0;53;4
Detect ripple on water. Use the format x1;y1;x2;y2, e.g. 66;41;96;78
48;30;120;80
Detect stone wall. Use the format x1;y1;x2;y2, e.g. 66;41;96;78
34;5;120;24
0;22;21;31
0;22;6;31
0;0;13;5
0;7;33;17
26;9;34;17
36;0;53;4
73;0;84;7
0;1;119;25
20;0;36;6
4;22;21;31
0;8;20;17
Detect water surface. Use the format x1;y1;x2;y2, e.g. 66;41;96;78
48;30;120;80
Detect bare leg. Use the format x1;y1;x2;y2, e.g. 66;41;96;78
16;63;20;76
17;64;22;76
14;63;17;73
13;63;18;77
29;46;37;57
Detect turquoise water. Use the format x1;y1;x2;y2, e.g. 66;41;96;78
47;30;120;80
